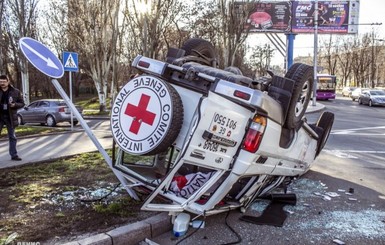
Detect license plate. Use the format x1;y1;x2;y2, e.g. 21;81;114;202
209;112;238;138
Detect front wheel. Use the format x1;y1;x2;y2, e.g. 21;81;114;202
358;98;362;104
315;111;334;157
369;100;373;107
46;115;56;127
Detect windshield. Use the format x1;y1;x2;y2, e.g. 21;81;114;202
317;77;336;90
370;90;385;96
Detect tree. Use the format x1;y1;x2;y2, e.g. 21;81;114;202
247;43;274;78
0;0;6;74
351;34;372;88
123;0;186;60
3;0;39;105
217;0;254;67
65;0;121;111
183;0;253;68
336;38;353;87
319;35;338;75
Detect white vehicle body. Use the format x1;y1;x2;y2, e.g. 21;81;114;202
110;42;333;217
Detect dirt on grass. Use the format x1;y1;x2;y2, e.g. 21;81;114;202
0;152;155;245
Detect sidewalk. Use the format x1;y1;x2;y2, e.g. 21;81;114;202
305;101;325;113
0;120;113;169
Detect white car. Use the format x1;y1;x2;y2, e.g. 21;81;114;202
341;86;356;97
110;38;334;218
351;87;368;101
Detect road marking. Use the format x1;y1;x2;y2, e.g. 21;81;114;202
324;149;385;158
331;126;385;135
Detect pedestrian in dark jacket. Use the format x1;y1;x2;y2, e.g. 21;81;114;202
0;74;25;161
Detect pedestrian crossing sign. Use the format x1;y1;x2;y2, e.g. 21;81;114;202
62;51;78;72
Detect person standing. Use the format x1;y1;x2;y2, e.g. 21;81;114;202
0;74;25;161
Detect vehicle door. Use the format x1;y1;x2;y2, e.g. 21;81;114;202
22;101;39;122
361;91;370;104
35;101;50;123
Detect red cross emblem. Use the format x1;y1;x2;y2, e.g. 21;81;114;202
125;94;156;134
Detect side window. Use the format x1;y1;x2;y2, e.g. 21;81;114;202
28;102;39;108
38;101;49;108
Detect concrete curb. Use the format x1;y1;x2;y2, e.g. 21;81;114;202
62;213;172;245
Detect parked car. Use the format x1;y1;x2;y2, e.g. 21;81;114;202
17;99;83;127
341;86;356;97
358;90;385;107
351;88;368;101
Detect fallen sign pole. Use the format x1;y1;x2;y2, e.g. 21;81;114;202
50;79;139;200
18;37;139;200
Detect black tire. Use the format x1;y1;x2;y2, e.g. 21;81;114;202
284;63;314;129
284;63;302;80
46;115;56;127
315;111;334;157
181;38;217;66
72;121;79;126
17;115;25;125
358;98;362;104
369;100;373;107
144;83;184;156
224;66;243;75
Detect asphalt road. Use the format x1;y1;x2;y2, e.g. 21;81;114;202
148;95;385;245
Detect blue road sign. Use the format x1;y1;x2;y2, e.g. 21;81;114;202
19;37;64;79
63;51;79;72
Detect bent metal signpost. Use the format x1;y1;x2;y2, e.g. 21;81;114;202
18;37;138;200
111;75;173;155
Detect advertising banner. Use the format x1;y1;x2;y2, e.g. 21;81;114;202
291;1;358;34
243;1;292;32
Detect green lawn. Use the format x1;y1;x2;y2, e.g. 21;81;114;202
0;126;66;139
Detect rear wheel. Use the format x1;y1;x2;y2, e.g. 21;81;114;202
284;63;314;129
46;115;56;127
315;111;334;157
17;115;25;125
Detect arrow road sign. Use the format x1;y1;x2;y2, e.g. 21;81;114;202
19;37;64;78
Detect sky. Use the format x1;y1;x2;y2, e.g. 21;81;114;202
250;0;385;66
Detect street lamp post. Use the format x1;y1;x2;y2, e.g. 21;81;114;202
312;0;318;106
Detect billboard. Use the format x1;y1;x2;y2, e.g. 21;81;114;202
238;1;359;34
243;2;292;32
291;1;359;34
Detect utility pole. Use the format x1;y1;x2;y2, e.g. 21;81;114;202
312;0;318;106
371;31;375;88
